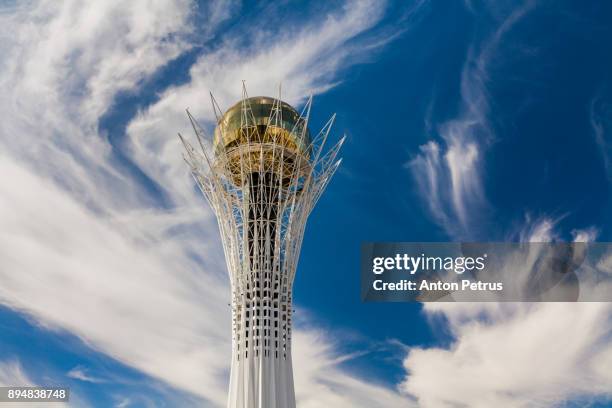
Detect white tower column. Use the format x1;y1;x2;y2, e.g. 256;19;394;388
180;85;343;408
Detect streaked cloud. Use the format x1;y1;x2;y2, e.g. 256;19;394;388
67;366;105;384
408;2;536;239
403;301;612;408
403;2;612;407
0;0;417;406
294;330;415;407
126;0;399;207
590;93;612;180
0;359;75;407
402;221;612;407
115;399;131;408
0;360;34;388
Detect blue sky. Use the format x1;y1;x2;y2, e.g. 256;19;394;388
0;0;612;407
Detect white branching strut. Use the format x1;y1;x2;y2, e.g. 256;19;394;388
180;84;343;408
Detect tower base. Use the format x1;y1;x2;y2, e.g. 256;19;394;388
228;352;296;408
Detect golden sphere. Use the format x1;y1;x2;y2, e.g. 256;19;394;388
213;97;311;185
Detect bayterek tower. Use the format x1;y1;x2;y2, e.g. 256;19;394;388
180;84;343;408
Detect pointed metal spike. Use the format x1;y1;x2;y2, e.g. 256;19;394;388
184;111;218;170
240;83;256;128
186;109;199;134
267;90;282;129
309;114;336;165
317;114;336;141
289;95;313;152
185;111;207;153
328;113;337;128
241;80;249;99
194;129;208;158
210;92;224;123
178;132;187;146
303;95;313;122
182;154;192;168
178;132;194;152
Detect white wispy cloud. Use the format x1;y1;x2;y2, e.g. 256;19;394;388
67;366;105;384
0;153;231;404
403;2;612;407
402;221;612;407
518;216;558;242
0;359;87;407
115;398;131;408
408;1;536;239
0;360;34;388
0;0;202;210
294;330;415;407
126;0;397;207
590;94;612;180
0;0;418;406
403;301;612;408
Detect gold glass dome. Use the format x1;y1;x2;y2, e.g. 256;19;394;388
213;96;311;185
213;97;310;157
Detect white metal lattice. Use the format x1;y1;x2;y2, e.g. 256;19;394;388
180;84;343;408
